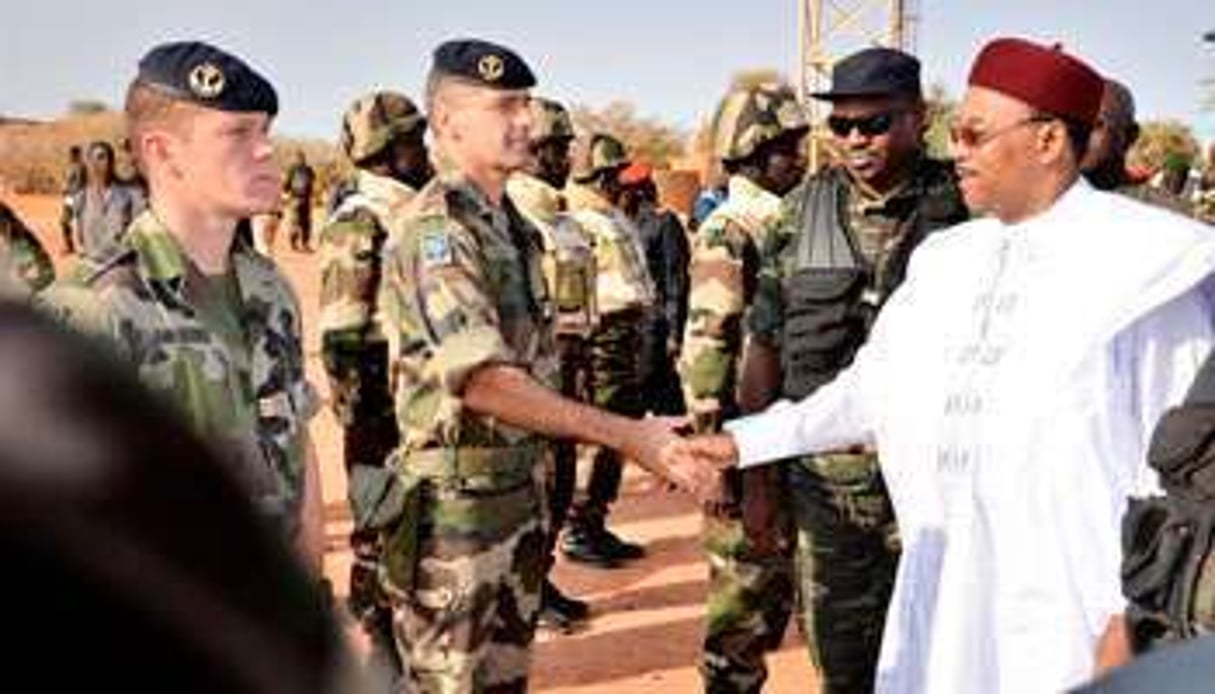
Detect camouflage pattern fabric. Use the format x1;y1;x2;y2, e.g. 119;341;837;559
340;92;425;166
562;182;652;527
711;83;808;163
528;98;575;143
508;171;596;557
681;174;796;693
571;133;629;183
41;210;318;537
0;202;56;296
1116;181;1202;220
378;169;557;692
318;168;416;675
750;159;966;693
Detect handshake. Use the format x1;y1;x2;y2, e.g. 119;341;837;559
621;416;742;502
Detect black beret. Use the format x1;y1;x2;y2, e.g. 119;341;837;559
812;47;922;101
431;38;536;90
135;41;278;115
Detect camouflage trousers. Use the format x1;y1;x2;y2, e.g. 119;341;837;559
342;411;402;677
547;336;591;560
387;465;547;693
787;452;900;694
701;470;796;694
569;308;645;528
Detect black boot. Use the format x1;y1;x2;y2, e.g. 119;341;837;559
537;579;590;633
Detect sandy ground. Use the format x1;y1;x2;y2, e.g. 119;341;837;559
7;193;820;692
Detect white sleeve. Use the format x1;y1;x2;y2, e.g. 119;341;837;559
1117;288;1215;497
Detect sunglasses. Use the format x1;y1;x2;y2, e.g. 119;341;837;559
948;115;1055;149
826;112;898;138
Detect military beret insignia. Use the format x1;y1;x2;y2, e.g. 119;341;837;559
431;38;536;90
420;229;454;269
478;54;505;82
188;62;226;99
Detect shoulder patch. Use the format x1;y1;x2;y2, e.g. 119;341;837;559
419;228;454;269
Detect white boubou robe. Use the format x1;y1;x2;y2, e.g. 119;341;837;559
727;181;1215;693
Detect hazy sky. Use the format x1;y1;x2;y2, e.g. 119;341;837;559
2;0;1212;142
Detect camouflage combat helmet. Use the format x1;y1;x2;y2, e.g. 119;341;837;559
340;91;426;165
712;83;808;163
572;133;629;182
530;97;575;144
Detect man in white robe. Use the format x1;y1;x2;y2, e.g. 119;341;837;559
674;37;1215;693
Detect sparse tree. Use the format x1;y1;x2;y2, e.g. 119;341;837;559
570;101;687;167
1129;120;1201;173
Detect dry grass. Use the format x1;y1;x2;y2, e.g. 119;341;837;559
0;110;343;195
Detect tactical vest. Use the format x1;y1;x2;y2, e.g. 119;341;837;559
543;215;598;338
1123;349;1215;651
780;165;965;400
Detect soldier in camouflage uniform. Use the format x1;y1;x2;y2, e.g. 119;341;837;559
318;89;432;677
561;133;658;565
506;96;598;630
681;82;809;694
41;41;325;570
378;39;715;693
741;48;968;693
282;150;317;252
0;201;56;297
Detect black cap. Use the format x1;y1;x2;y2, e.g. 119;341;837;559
431;38;536;90
812;47;922;101
135;41;278;115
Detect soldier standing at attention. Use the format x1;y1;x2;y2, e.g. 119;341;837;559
59;145;85;255
283;150;316;252
378;38;718;692
737;48;967;693
317;89;432;679
43;40;325;575
507;96;598;631
561;133;657;566
682;82;809;694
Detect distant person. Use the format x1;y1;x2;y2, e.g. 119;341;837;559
71;140;146;261
0;301;357;694
59;145;85;254
1081;78;1194;216
282;150;316;252
115;136;148;197
44;41;325;571
618;162;689;418
0;201;55;296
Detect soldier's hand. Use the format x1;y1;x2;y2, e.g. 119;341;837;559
655;433;739;504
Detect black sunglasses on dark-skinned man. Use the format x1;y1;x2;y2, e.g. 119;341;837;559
826;111;899;138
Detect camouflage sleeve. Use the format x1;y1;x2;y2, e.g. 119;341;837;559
747;202;796;348
381;216;517;396
318;209;384;365
678;216;758;431
7;225;56;293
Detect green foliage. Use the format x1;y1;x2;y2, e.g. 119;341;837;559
1130;120;1201;172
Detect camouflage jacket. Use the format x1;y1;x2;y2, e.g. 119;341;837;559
507;172;598;337
42;211;318;533
380;171;558;455
318;169;415;421
0;203;55;296
679;175;778;430
565;182;655;315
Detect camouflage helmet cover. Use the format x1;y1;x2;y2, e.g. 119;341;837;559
340;91;426;164
530;97;575;143
712;83;808;162
572;133;629;182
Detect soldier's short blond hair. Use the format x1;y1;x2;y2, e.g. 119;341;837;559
123;80;195;173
